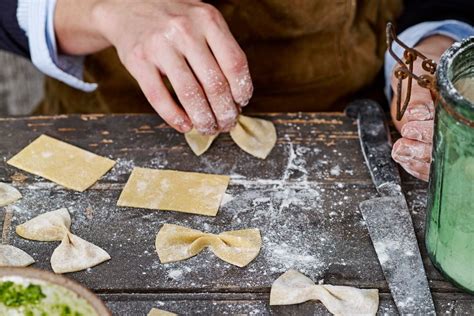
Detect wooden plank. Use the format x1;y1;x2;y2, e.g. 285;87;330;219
0;114;423;187
0;183;453;292
2;113;469;311
100;293;474;315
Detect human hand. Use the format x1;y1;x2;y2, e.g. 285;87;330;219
55;0;253;134
390;35;454;181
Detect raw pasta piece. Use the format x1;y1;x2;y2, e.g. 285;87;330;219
184;129;218;156
0;244;35;267
0;183;22;207
270;269;379;316
16;208;71;241
230;115;277;159
184;115;276;159
155;224;261;267
7;135;116;192
148;308;177;316
16;208;111;273
51;233;111;274
117;168;230;216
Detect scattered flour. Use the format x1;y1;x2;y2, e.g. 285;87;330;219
168;269;184;281
265;240;323;274
220;193;233;206
1;121;415;293
106;158;135;181
330;165;341;176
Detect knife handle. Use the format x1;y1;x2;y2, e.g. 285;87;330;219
345;99;402;196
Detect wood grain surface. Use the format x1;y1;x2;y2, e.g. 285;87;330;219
1;113;472;315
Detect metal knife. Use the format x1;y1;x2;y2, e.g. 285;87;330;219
345;99;436;315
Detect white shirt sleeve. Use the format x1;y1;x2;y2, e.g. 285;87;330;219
384;20;474;101
17;0;97;92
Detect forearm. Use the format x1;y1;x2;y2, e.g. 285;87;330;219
54;0;109;55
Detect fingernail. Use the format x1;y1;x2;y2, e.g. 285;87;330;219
401;125;423;141
392;143;413;161
235;68;253;107
198;123;218;135
238;98;250;107
172;116;192;133
181;122;192;133
407;104;432;121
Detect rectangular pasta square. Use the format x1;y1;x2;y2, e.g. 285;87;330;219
7;135;115;191
117;168;230;216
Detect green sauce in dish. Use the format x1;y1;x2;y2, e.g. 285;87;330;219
0;281;46;307
0;278;98;316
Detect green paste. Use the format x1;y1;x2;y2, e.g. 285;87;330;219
0;278;98;316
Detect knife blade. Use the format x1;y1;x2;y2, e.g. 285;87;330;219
346;99;436;315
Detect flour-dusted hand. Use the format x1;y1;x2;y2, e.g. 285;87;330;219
392;101;434;181
390;35;454;181
55;0;253;134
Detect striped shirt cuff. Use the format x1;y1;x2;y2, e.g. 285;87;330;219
17;0;97;92
384;20;474;101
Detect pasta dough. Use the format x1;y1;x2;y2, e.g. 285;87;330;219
16;208;111;273
230;115;277;159
155;224;261;267
270;270;379;316
117;168;230;216
184;115;276;159
148;308;177;316
0;183;22;207
0;245;35;267
7;135;115;192
184;129;218;156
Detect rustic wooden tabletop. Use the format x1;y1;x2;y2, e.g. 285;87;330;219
0;113;472;315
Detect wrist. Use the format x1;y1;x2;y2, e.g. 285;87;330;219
89;0;121;48
54;0;111;55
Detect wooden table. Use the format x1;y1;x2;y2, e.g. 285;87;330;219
0;113;472;315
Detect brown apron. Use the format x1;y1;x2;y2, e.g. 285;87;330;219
36;0;402;114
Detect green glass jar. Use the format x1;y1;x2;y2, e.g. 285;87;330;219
426;37;474;293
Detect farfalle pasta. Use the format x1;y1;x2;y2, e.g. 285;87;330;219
270;270;379;315
155;224;261;267
0;244;35;267
0;182;22;207
185;115;277;159
16;208;110;273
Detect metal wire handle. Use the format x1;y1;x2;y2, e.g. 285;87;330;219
386;22;438;121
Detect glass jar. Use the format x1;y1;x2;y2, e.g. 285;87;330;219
426;37;474;293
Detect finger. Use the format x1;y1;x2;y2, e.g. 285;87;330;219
391;88;434;125
197;4;254;106
184;40;239;132
401;120;434;143
405;101;435;122
397;159;430;182
392;139;431;181
124;56;192;133
392;138;432;163
155;49;218;135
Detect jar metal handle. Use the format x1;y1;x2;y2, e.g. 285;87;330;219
386;22;438;121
